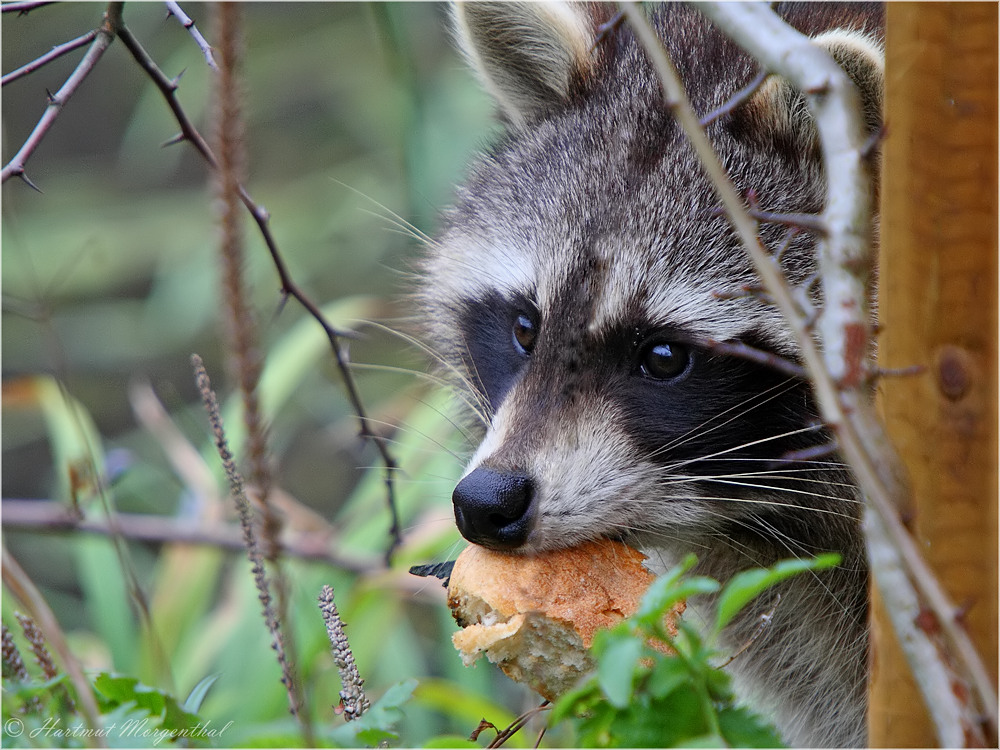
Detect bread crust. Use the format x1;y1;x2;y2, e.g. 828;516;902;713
447;539;682;700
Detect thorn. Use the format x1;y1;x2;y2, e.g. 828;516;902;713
168;68;187;90
862;122;888;161
953;597;975;626
18;171;44;193
45;88;56;104
161;132;187;148
274;291;291;318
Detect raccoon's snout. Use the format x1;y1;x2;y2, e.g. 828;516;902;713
452;468;534;550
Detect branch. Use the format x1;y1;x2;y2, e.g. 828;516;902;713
1;499;381;574
113;16;403;564
1;1;56;15
1;3;123;187
2;29;99;87
699;69;769;127
164;1;218;72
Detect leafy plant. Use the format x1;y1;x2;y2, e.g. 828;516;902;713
551;554;840;748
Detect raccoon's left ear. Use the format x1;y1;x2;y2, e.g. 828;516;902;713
450;1;597;126
741;28;884;155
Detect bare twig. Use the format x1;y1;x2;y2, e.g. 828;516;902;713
2;547;105;746
486;702;551;749
2;29;99;87
716;595;781;668
191;354;311;740
165;1;218;72
745;207;828;236
1;498;381;573
1;1;56;15
1;3;123;187
318;585;370;721
699;69;769;127
703;339;807;379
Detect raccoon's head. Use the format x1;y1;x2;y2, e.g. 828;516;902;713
419;2;883;555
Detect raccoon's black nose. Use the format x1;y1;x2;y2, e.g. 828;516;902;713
452;468;534;550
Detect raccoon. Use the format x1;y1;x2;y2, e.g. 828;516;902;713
417;3;883;747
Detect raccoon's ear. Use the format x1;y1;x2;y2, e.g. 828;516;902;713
451;1;596;126
742;29;884;155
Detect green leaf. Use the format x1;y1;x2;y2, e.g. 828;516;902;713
717;705;784;747
549;680;602;725
412;677;518;735
636;575;719;626
645;656;689;699
713;554;841;635
597;637;643;708
183;673;221;714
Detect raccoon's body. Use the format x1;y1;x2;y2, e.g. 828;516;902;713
418;3;883;747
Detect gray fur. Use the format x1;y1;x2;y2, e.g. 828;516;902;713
417;3;883;747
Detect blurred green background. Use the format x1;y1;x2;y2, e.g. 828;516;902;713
2;3;548;745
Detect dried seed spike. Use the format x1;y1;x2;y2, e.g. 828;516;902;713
318;584;369;721
14;612;58;679
2;623;30;682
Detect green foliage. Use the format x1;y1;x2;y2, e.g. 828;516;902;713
551;555;841;748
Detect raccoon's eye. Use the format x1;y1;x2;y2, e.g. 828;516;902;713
512;313;537;355
639;341;690;380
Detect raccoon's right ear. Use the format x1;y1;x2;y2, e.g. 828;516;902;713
451;1;597;126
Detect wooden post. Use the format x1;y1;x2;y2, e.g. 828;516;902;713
872;3;998;746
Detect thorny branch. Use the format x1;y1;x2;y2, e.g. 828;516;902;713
1;29;99;87
1;2;123;189
622;2;996;744
1;1;56;15
165;0;217;72
2;1;403;563
112;8;403;564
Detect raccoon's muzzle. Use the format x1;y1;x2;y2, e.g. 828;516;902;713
452;467;535;550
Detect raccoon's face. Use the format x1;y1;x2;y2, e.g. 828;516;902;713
420;3;883;555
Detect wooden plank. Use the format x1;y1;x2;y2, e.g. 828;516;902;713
871;3;998;746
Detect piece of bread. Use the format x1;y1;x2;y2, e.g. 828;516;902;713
447;539;684;701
